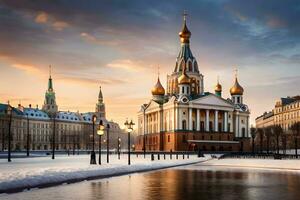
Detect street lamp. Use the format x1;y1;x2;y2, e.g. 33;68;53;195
51;112;57;160
250;125;256;155
97;124;105;165
90;115;97;165
118;137;121;160
99;120;110;163
124;119;134;165
26;113;30;157
6;103;13;162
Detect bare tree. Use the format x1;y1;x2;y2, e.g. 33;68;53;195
272;125;283;154
257;128;264;153
290;122;300;158
264;127;272;154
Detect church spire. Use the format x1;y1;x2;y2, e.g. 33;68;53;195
48;65;53;92
42;65;58;114
98;86;103;103
179;11;191;44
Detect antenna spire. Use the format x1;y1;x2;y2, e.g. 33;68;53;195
234;68;238;79
183;10;188;21
49;65;52;78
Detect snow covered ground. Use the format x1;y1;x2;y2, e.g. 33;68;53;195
200;158;300;172
0;154;208;193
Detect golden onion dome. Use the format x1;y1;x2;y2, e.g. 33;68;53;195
179;17;191;43
230;77;244;95
178;67;191;84
215;82;222;92
151;77;165;96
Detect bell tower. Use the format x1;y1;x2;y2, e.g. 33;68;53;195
95;86;106;118
42;65;58;114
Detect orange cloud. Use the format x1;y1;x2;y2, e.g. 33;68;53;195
11;63;41;75
34;11;69;31
52;21;70;31
107;59;144;72
35;12;48;24
80;32;121;46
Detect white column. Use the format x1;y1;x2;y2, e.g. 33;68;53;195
157;111;160;133
205;110;210;132
178;108;182;129
143;113;146;135
189;108;193;131
224;112;228;132
196;109;200;131
174;107;177;130
235;114;239;137
145;115;148;134
214;110;219;132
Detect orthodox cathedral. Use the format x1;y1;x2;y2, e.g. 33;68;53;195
135;15;251;152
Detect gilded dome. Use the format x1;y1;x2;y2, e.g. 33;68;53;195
179;18;191;43
178;73;191;84
215;82;222;92
230;77;244;95
151;77;165;96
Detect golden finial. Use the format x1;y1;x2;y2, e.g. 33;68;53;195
234;68;238;79
151;65;165;96
215;76;222;92
183;10;188;21
179;10;191;43
49;65;52;78
230;68;244;95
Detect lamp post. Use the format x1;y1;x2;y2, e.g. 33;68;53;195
250;125;256;155
90;115;97;164
51;112;57;160
124;119;134;165
7;104;13;162
99;120;110;163
118;137;121;160
97;125;104;165
26;113;30;157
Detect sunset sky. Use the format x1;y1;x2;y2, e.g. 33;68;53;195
0;0;300;126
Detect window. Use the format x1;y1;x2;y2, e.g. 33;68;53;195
242;128;246;137
168;135;170;143
182;87;184;94
182;120;187;130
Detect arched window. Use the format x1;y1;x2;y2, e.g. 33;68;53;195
182;120;187;130
188;61;192;71
242;128;246;137
180;60;185;72
194;61;198;72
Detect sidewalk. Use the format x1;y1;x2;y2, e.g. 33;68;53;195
0;154;209;194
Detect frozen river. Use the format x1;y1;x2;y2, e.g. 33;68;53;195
2;163;300;200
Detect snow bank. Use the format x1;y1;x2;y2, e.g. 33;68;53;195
0;154;208;193
199;158;300;171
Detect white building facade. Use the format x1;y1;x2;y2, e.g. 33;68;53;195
135;15;250;152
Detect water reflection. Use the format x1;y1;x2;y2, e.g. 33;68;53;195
2;165;300;200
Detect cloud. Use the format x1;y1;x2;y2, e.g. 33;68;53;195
57;76;128;86
51;21;69;31
11;63;41;74
35;11;48;23
107;59;144;72
80;32;122;46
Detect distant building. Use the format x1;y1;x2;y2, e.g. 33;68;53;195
256;111;274;129
256;96;300;131
0;70;123;151
135;15;251;152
